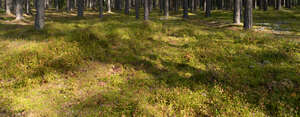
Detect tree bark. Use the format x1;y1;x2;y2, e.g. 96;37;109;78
263;0;268;10
15;0;24;20
234;0;241;24
144;0;149;20
183;0;188;19
125;0;129;14
203;0;206;12
25;0;31;15
244;0;253;30
77;0;84;16
67;0;70;11
276;0;281;9
6;0;12;15
107;0;111;12
99;0;103;18
35;0;45;30
164;0;169;17
205;0;211;17
135;0;139;19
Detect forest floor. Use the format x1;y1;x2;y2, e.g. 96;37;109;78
0;7;299;117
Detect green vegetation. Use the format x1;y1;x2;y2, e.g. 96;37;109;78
0;8;299;116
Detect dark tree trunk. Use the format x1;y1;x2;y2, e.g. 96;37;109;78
205;0;211;17
6;0;12;15
54;0;59;11
263;0;268;10
77;0;84;16
135;0;139;19
164;0;169;17
70;0;74;11
160;0;163;13
15;0;23;20
276;0;281;9
183;0;188;19
99;0;103;18
35;0;45;30
259;0;263;9
125;0;129;14
234;0;241;24
244;0;253;30
144;0;149;20
150;0;153;12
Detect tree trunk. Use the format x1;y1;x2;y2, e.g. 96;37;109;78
244;0;253;30
276;0;281;9
125;0;129;14
183;0;188;19
148;0;152;12
15;0;24;20
144;0;149;20
205;0;211;17
263;0;268;10
164;0;169;17
203;0;206;12
107;0;111;12
25;0;31;15
234;0;241;24
77;0;84;16
6;0;12;15
99;0;103;18
67;0;70;11
35;0;45;30
135;0;139;19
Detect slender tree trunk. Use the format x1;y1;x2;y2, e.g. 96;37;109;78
25;0;31;15
67;0;70;11
99;0;103;18
35;0;45;30
160;0;163;13
135;0;139;19
164;0;169;17
125;0;129;14
234;0;241;24
203;0;206;12
183;0;188;19
205;0;211;17
107;0;111;12
6;0;12;15
244;0;253;30
77;0;84;16
263;0;268;10
276;0;281;9
16;0;24;20
144;0;149;20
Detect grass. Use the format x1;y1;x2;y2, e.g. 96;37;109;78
0;7;299;116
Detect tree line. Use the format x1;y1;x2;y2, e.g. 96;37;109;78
1;0;299;30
